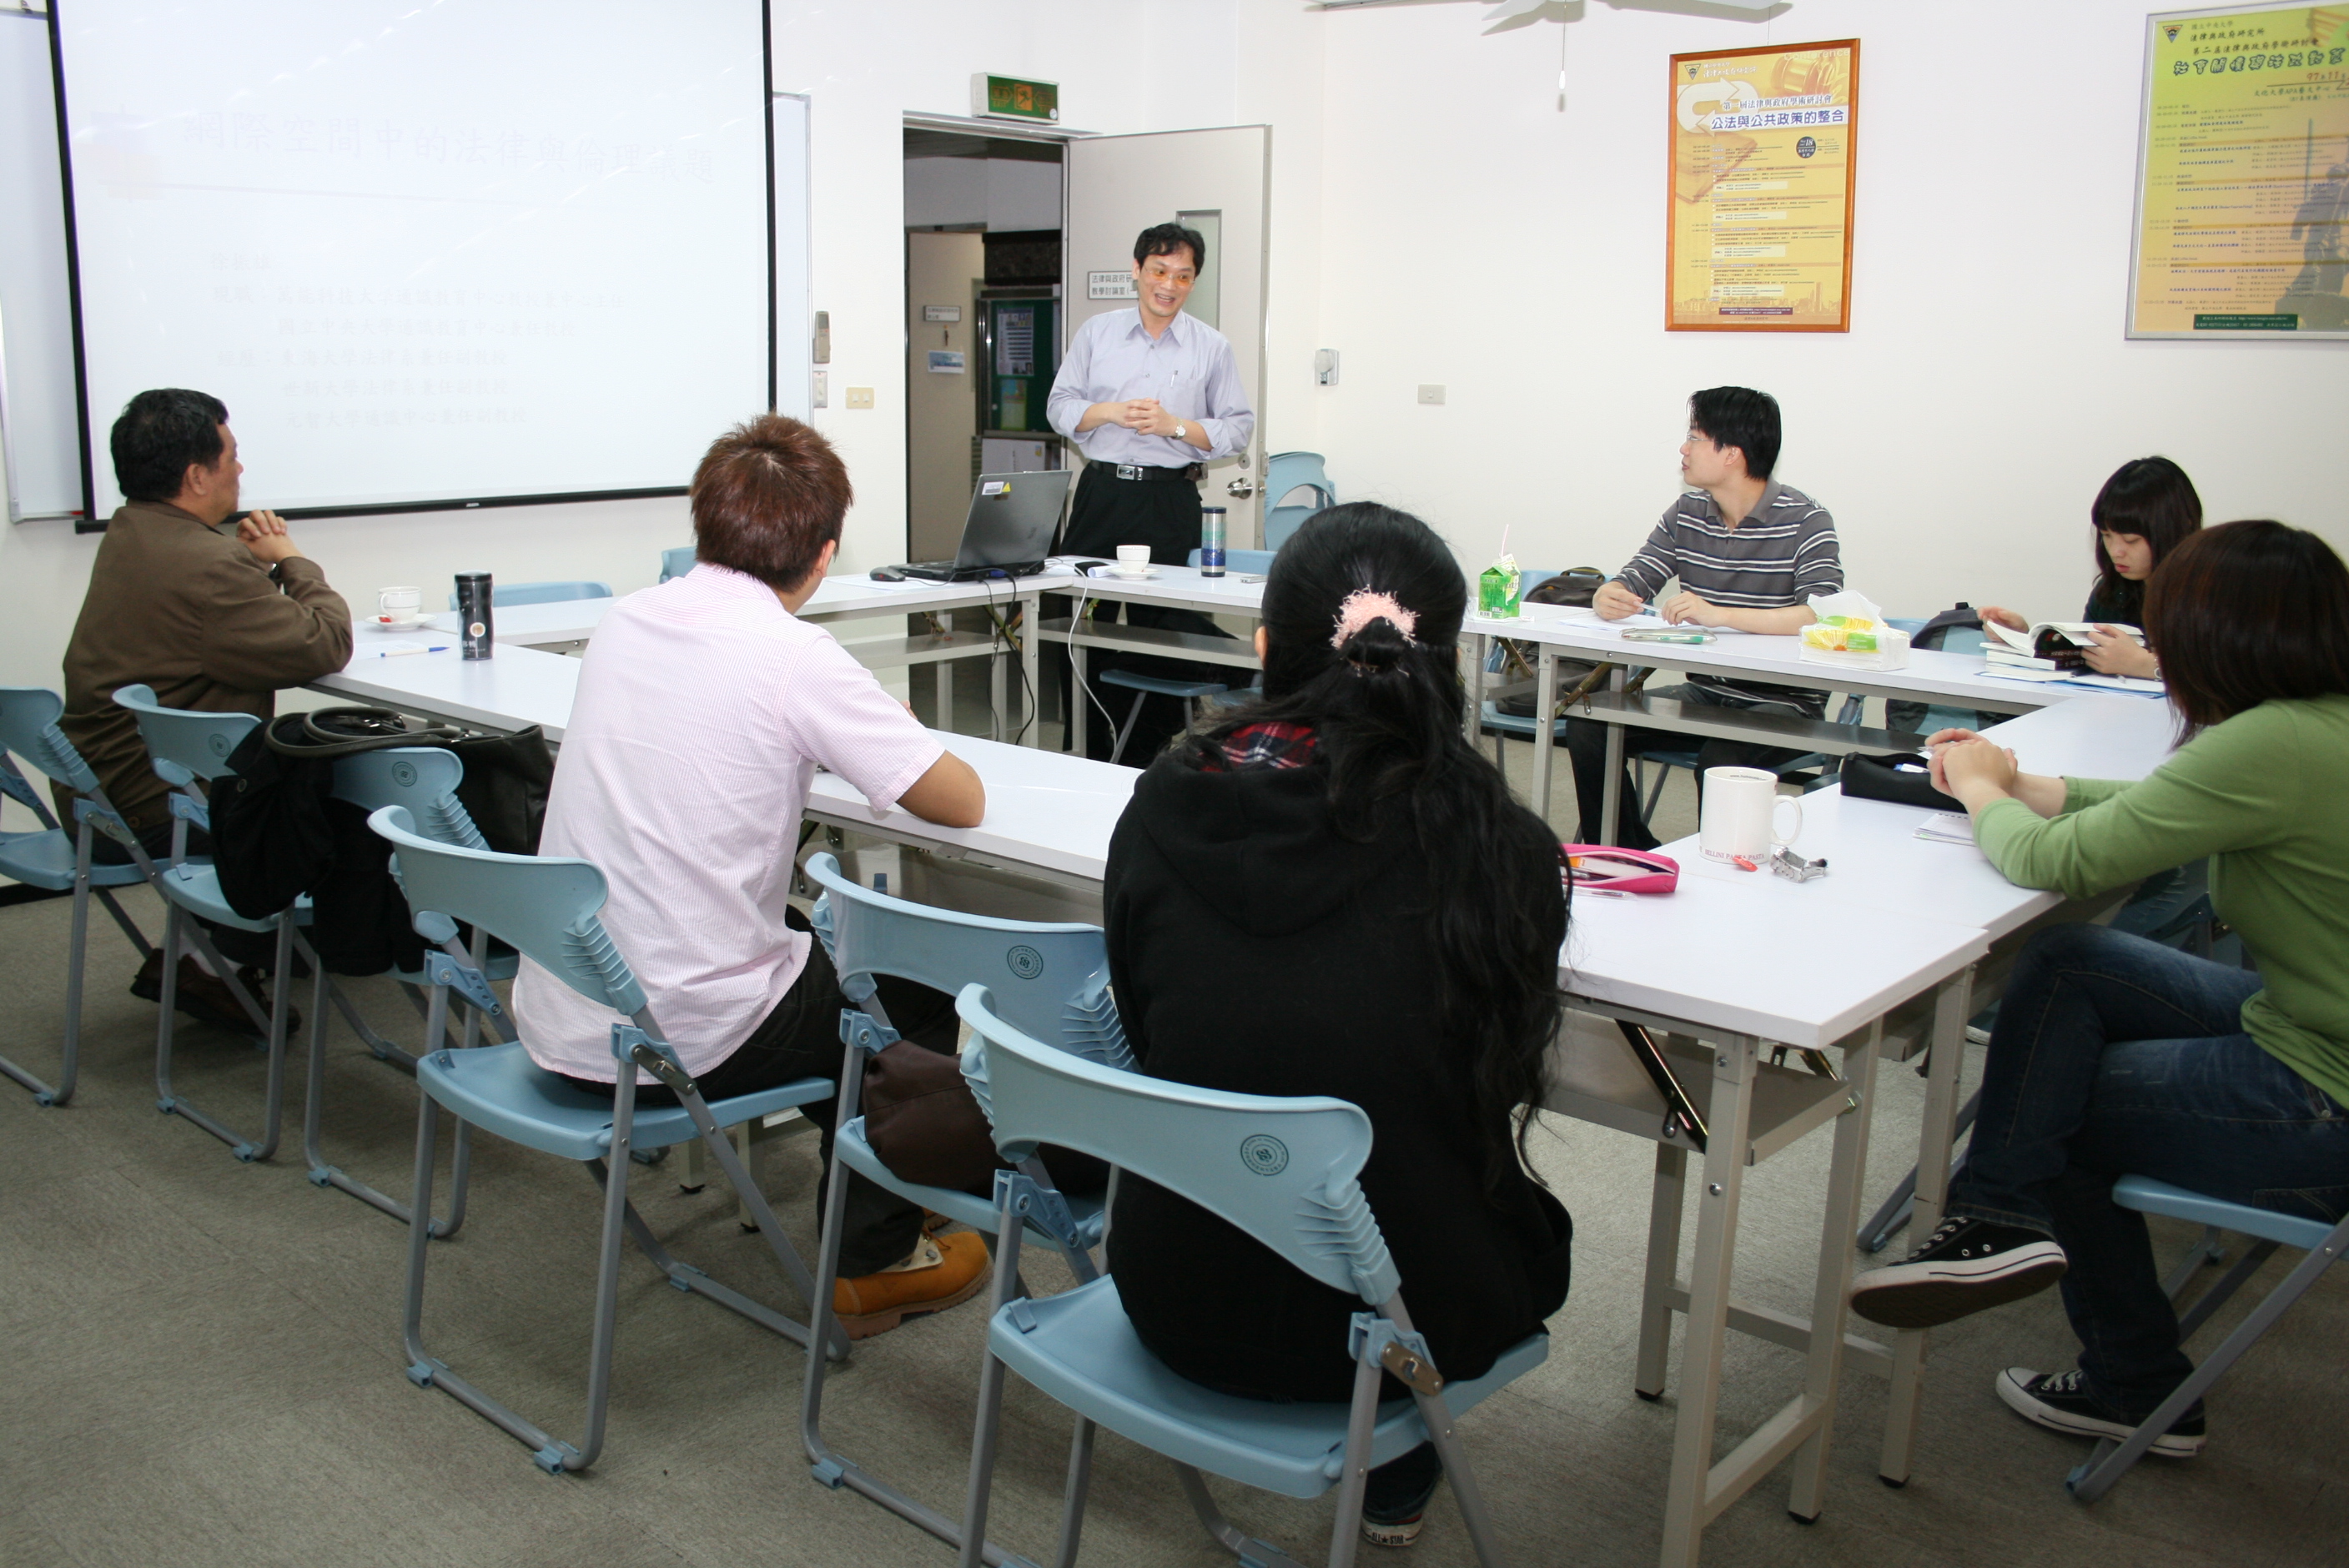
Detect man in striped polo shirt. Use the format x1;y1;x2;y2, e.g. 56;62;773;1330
1567;386;1842;849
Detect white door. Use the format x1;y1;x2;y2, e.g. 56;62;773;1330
1064;126;1270;547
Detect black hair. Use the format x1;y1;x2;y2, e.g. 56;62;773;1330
111;389;229;503
2088;457;2203;626
1179;503;1564;1194
1133;222;1207;277
1688;385;1781;481
2145;520;2349;741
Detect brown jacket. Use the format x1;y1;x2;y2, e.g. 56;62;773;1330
58;501;354;833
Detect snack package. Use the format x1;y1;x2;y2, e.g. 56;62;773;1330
1478;553;1523;619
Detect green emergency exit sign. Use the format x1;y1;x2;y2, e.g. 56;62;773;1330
973;74;1059;123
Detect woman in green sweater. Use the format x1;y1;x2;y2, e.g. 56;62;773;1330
1849;519;2349;1460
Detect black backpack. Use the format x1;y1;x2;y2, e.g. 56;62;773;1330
1495;569;1610;719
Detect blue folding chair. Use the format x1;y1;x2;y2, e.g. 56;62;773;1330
1262;453;1335;552
2064;1178;2349;1501
953;986;1544;1568
112;684;319;1162
443;580;613;611
303;746;518;1232
0;687;157;1106
659;546;697;583
797;852;1129;1557
368;805;844;1474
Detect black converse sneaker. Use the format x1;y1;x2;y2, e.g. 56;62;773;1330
1996;1368;2206;1458
1848;1215;2067;1329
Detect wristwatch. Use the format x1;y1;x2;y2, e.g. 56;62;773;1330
1172;420;1187;442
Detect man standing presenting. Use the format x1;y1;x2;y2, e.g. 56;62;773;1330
1047;222;1255;762
1564;386;1842;849
59;388;353;1029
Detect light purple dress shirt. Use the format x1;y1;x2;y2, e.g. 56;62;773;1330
1045;308;1255;468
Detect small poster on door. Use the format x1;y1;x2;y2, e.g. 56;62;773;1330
927;350;967;374
994;307;1037;376
1087;271;1139;300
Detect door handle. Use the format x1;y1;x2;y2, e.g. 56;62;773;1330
1225;479;1257;500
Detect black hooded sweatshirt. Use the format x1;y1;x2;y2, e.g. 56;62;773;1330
1102;745;1573;1403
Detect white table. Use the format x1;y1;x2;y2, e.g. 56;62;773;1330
1632;694;2179;1490
1462;603;2147;835
804;731;1134;893
415;572;1064;746
1034;565;1267;758
319;637;583;740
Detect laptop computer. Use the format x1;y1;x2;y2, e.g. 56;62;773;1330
895;470;1076;581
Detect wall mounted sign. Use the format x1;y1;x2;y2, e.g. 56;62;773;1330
927;350;967;374
1086;270;1139;300
2130;4;2349;338
972;73;1059;123
922;304;963;323
1667;39;1859;332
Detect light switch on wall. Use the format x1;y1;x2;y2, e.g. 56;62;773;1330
845;387;876;410
812;370;827;409
1416;384;1446;405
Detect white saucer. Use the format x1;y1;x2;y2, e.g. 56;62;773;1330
1099;566;1159;580
369;616;430;632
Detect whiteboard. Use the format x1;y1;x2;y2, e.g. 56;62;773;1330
45;0;788;519
0;10;83;520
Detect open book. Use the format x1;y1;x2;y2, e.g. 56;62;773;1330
1983;619;2144;672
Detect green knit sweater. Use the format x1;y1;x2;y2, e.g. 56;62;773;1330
1974;694;2349;1110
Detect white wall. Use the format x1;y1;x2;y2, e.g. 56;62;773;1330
1305;0;2347;622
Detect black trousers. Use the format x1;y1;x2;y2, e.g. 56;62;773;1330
561;906;959;1277
1562;686;1805;851
1054;464;1235;766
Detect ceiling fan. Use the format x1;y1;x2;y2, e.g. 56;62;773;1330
1316;0;1786;14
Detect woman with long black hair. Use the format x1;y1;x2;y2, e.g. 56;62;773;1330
1102;502;1572;1549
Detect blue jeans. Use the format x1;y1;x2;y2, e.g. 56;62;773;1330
1951;922;2349;1417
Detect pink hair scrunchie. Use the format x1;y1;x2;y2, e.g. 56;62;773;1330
1329;589;1419;649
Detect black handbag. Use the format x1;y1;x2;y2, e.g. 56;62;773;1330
1839;751;1957;812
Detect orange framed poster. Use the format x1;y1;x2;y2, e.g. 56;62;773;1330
1667;40;1859;332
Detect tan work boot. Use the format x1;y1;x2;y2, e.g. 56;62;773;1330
832;1231;990;1340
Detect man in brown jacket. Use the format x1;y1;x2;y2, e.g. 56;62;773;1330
60;388;353;1029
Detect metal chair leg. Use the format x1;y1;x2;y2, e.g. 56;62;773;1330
304;969;469;1234
1107;691;1147;766
155;910;295;1162
2069;1234;2342;1502
955;1199;1032;1568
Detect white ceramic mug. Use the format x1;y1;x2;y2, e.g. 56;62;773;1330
1114;545;1150;565
1699;766;1803;865
376;585;423;625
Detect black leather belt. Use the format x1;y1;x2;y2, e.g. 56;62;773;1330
1088;459;1200;483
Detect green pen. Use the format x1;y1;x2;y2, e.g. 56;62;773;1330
1621;629;1717;645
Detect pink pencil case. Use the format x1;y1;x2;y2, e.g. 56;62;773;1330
1557;845;1681;895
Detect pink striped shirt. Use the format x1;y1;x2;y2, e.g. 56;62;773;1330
512;564;943;1081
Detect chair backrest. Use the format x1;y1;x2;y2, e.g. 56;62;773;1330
959;985;1397;1303
111;684;260;787
1184;547;1278;576
1261;452;1335;552
1264;451;1334;514
803;852;1127;1068
659;545;697;583
445;580;615;611
331;748;490;852
368;805;646;1018
0;686;98;796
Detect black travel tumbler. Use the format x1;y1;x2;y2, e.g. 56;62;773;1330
455;571;494;660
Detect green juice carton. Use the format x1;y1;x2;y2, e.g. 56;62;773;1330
1478;553;1522;618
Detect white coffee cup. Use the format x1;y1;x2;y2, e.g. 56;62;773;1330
1699;766;1803;865
1114;545;1150;566
376;585;423;625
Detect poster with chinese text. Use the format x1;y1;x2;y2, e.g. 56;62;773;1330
1667;40;1859;332
2130;5;2349;337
